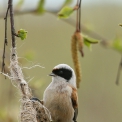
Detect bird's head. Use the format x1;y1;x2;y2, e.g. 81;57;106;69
49;64;76;87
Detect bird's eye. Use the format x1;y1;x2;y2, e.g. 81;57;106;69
59;70;63;74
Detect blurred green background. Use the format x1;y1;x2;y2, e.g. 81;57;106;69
0;1;122;122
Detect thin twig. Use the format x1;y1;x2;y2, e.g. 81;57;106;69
76;0;82;32
79;0;81;32
76;0;79;32
116;55;122;85
60;16;108;42
1;2;10;74
4;3;10;46
9;0;16;48
13;33;19;37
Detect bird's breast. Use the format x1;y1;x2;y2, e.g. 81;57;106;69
43;83;72;104
43;84;74;122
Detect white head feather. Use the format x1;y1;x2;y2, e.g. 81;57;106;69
52;64;76;88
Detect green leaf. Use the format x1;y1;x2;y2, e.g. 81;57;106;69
58;6;74;19
84;39;92;49
36;0;45;14
82;35;98;50
83;35;99;44
64;0;73;5
111;38;122;53
18;29;27;40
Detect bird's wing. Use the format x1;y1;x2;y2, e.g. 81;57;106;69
69;85;78;122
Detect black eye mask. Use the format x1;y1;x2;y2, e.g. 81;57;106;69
52;68;72;81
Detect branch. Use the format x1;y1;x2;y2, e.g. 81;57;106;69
79;0;81;31
1;0;52;121
1;2;10;75
9;0;16;48
76;0;79;32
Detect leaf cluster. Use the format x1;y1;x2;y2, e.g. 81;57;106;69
83;35;99;50
17;29;27;40
36;0;45;14
58;6;74;19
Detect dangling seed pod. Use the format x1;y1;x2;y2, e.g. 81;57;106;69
71;32;83;88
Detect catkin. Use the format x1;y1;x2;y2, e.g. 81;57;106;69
71;32;82;88
76;32;84;57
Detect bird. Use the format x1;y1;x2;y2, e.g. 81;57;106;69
43;64;78;122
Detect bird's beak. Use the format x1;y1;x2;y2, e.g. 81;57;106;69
49;73;55;76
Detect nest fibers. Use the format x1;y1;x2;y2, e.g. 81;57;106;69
2;47;52;122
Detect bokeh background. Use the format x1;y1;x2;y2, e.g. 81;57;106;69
0;0;122;122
